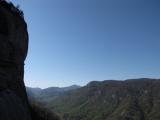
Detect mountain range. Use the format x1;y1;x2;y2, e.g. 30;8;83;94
26;78;160;120
26;85;81;98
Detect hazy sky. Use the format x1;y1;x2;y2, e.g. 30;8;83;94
11;0;160;88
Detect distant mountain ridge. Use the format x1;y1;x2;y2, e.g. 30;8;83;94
26;85;81;98
37;78;160;120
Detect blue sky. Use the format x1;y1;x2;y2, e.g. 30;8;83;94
10;0;160;88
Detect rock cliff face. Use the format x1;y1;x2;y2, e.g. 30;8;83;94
0;1;31;120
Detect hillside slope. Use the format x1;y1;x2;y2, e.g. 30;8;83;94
41;78;160;120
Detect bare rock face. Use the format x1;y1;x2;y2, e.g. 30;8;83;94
0;2;31;120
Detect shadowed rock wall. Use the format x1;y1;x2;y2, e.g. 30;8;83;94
0;2;31;120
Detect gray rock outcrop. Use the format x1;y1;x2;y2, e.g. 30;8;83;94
0;1;31;120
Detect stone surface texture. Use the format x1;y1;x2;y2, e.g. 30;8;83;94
0;2;31;120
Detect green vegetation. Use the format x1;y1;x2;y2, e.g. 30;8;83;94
0;0;24;18
29;100;62;120
31;78;160;120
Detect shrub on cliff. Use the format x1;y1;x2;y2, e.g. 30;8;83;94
0;0;24;18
